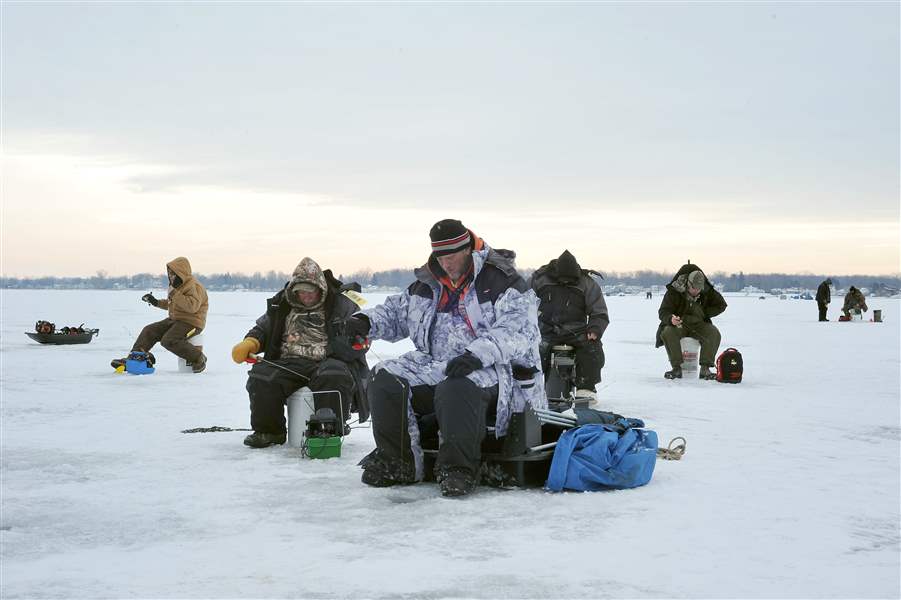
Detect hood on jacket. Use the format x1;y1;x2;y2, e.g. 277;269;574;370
533;250;604;286
167;257;194;288
669;263;710;294
552;250;581;284
286;257;328;309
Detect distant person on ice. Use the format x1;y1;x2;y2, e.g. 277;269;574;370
655;264;727;380
842;286;868;318
816;278;832;321
111;256;208;373
231;257;369;449
529;249;609;404
345;218;544;497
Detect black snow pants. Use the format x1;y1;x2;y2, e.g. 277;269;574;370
246;357;355;434
541;338;605;391
368;369;498;476
817;301;828;321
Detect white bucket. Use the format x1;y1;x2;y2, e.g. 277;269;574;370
851;310;864;322
287;387;315;448
177;333;205;373
680;337;700;371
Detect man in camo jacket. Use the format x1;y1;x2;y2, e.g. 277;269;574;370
343;219;545;497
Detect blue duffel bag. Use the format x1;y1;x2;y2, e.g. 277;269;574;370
545;422;658;492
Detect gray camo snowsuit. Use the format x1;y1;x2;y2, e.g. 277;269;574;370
363;246;545;480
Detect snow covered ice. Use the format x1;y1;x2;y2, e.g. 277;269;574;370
1;289;899;598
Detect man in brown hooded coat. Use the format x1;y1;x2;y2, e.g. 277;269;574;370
112;256;209;373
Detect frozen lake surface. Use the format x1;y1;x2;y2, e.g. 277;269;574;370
2;289;899;598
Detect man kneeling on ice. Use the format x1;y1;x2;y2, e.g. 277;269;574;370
655;264;727;380
112;256;208;373
343;219;545;497
841;286;868;319
231;257;369;448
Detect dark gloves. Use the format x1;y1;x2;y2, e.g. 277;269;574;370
141;293;159;307
445;352;483;378
328;315;370;362
344;314;371;338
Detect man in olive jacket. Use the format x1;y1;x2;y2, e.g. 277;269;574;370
655;263;727;380
816;278;832;321
112;256;209;373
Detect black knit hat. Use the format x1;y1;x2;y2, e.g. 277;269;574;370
429;219;472;256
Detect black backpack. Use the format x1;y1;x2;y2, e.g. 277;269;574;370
716;348;743;383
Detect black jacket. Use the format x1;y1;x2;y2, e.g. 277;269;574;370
655;264;727;347
816;280;831;303
246;270;370;419
529;250;609;344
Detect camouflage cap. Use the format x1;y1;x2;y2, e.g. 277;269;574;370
687;270;705;290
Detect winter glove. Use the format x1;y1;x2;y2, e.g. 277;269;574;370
141;293;159;307
344;314;371;338
445;352;483;378
231;338;261;364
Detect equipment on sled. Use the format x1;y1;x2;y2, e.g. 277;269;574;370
421;405;559;488
420;405;653;489
27;321;99;345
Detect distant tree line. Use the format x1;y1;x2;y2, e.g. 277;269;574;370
340;267;899;294
3;268;899;295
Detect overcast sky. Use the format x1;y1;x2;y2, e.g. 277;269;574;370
2;2;898;278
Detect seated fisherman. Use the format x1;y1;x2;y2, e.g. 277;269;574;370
655;264;727;380
346;219;544;497
529;250;609;403
231;257;369;448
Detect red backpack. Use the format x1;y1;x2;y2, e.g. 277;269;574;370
716;348;743;383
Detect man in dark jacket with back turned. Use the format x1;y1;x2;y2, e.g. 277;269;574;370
529;250;609;403
231;257;369;448
656;263;727;380
816;278;832;321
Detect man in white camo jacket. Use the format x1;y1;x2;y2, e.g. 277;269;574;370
343;219;545;497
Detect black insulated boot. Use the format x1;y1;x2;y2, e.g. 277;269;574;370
191;353;207;373
359;449;416;487
438;468;477;497
243;431;286;448
664;366;683;380
699;367;716;380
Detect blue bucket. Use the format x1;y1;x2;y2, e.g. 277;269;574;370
125;351;155;375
